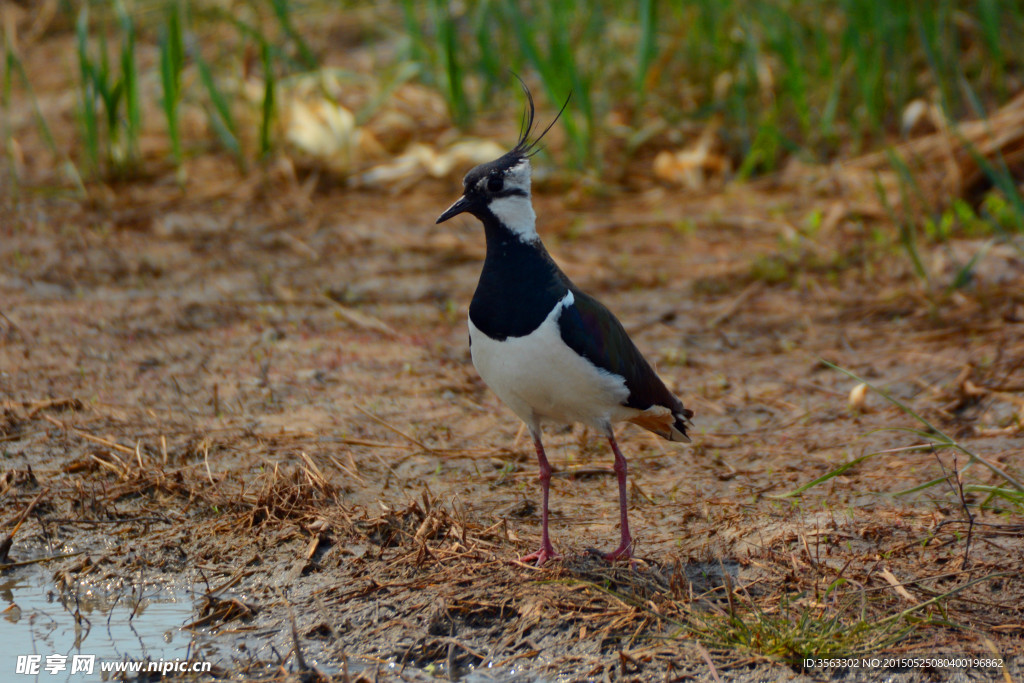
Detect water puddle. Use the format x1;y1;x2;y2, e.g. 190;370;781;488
1;567;202;681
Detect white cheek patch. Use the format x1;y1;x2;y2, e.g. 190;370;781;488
489;195;538;242
505;160;531;191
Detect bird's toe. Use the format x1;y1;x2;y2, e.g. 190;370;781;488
519;546;561;567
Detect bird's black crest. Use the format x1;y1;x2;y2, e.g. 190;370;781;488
509;74;571;162
462;77;571;188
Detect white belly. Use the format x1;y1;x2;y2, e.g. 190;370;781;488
468;294;632;431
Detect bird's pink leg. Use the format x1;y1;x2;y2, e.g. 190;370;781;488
518;432;561;566
603;431;633;562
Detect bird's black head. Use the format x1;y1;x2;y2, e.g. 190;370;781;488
436;80;569;226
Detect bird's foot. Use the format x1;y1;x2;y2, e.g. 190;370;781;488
603;548;632;563
594;540;633;563
519;544;561;567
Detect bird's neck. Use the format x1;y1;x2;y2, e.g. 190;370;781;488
475;208;568;298
471;213;569;340
481;215;538;254
485;194;538;244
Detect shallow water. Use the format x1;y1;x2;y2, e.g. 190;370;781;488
0;568;201;681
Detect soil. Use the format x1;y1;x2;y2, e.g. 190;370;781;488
2;17;1024;683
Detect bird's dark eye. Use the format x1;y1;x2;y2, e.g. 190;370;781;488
487;175;504;192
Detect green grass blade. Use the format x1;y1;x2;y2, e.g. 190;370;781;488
269;0;318;70
895;471;970;498
873;163;928;285
472;0;503;107
116;1;140;168
75;7;99;172
259;39;275;158
8;49;59;158
159;2;184;165
635;0;657;96
773;441;946;499
5;43;84;194
915;2;956;121
399;0;428;68
771;450;883;498
433;0;469;127
947;239;993;292
963;485;1024;507
876;572;1012;626
194;49;244;169
355;62;418;125
503;1;587;166
943;86;1024;243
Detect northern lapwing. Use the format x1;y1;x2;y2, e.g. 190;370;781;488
436;84;693;565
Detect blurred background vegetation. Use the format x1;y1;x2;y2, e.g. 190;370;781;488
2;1;1023;245
3;1;1022;170
404;0;1024;168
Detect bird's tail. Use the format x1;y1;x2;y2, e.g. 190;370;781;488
629;405;694;443
668;407;694;443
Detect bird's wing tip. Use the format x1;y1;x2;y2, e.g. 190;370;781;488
670;428;692;444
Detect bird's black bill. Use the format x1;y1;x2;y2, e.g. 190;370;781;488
436;195;473;224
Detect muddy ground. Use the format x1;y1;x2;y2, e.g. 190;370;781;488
3;163;1023;681
2;21;1024;683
